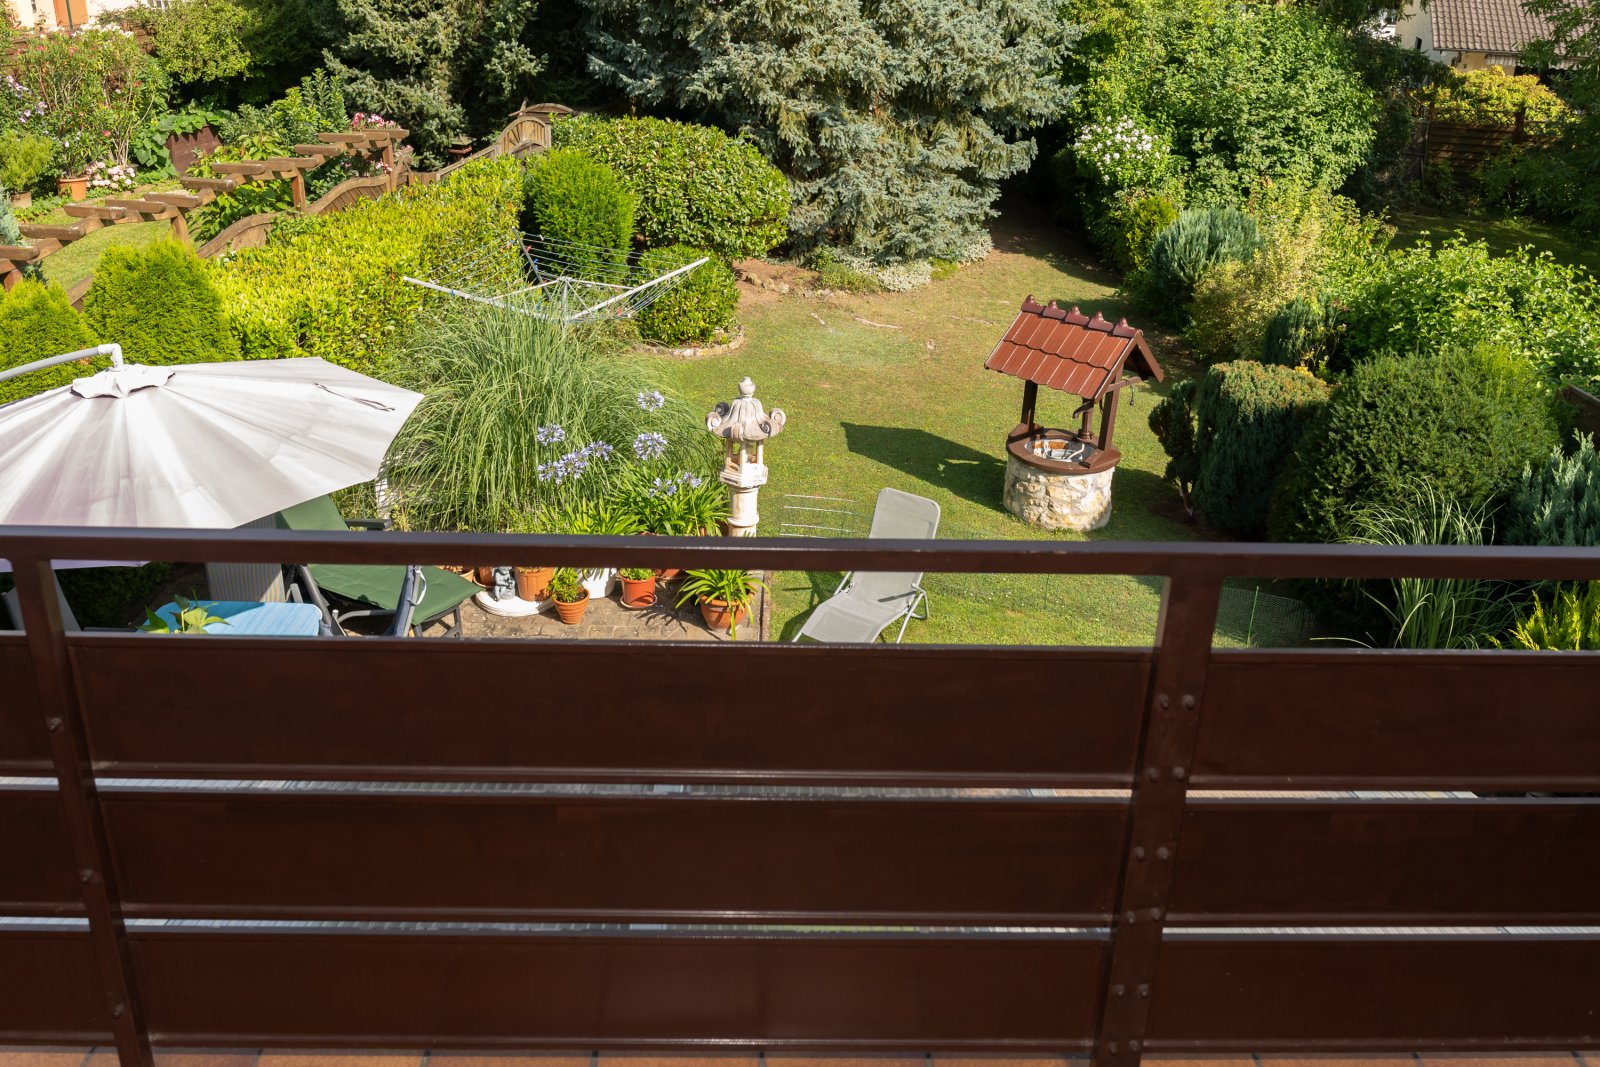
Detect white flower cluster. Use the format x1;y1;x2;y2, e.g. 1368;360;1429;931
85;161;137;191
1074;116;1169;191
947;232;993;264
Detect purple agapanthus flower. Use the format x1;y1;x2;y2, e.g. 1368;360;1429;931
632;432;668;461
536;424;566;445
635;389;666;412
582;440;614;461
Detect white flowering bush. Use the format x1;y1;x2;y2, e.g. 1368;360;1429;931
1073;116;1174;193
84;160;137;192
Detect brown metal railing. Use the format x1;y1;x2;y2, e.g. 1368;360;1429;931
2;527;1598;1065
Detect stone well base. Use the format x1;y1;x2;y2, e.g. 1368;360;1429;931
1003;455;1115;531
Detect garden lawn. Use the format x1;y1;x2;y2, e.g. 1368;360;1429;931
639;216;1204;647
1389;211;1600;279
39;221;168;294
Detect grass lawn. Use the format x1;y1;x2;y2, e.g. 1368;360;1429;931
39;221;168;293
1388;210;1600;278
636;207;1208;647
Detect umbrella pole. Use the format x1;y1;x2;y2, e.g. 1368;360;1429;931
0;343;122;385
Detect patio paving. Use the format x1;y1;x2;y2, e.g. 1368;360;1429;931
457;577;771;642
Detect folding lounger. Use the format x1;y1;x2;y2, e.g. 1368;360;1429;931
792;487;940;644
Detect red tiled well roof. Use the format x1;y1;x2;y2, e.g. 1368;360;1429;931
984;296;1162;400
1429;0;1555;56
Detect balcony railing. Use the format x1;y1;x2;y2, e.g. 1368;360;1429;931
2;527;1598;1067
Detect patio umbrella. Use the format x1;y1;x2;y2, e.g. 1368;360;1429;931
0;351;422;568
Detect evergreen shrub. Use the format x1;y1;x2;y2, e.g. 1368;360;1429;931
635;245;738;346
0;280;101;405
1505;436;1600;547
84;239;241;366
521;149;637;274
1137;207;1262;323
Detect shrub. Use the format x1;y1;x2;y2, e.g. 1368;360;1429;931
0;280;101;405
0;131;55;192
1260;297;1340;369
56;564;175;629
217;70;348;147
552;115;791;259
521;149;636;275
1191;362;1331;537
1147;378;1201;508
6;28;167;173
1090;191;1178;276
812;250;886;294
1137;207;1262;323
1325;238;1600;390
1427;67;1572;127
210;157;524;373
1505;436;1600;547
1269;346;1560;544
1500;582;1600;650
635;245;738;346
384;305;708;532
83;239;240;366
137;0;258;89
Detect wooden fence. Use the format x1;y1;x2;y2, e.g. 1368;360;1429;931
1;528;1597;1065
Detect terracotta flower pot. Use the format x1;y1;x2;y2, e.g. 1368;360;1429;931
698;597;748;632
553;590;590;625
619;575;657;609
58;176;88;201
475;565;497;587
515;565;555;602
655;567;683;583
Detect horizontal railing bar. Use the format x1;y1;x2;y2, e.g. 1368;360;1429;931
4;527;1600;579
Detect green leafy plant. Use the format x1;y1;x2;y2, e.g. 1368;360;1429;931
1147;377;1200;511
83;239;241;365
552;114;791;259
0;279;103;405
618;566;654;582
130;103;230;177
1341;487;1512;650
138;0;259;89
211;157;524;370
0;131;55;193
521;149;636;275
675;567;767;639
1269;345;1560;544
1090;191;1179;276
548;498;642;537
140;593;229;635
811;249;886;294
635;246;737;346
548;568;587;604
1136;207;1262;324
1260;297;1340;370
1499;583;1600;651
610;466;727;536
1426;67;1572;127
7;28;168;173
1505;435;1600;548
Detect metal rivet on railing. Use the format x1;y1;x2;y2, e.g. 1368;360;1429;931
78;869;93;884
1149;907;1163;920
1173;766;1187;781
1181;694;1197;710
1138;984;1150;998
1129;1041;1141;1053
1158;693;1171;709
1124;910;1137;924
1157;847;1171;862
1146;767;1159;781
1114;984;1126;997
1134;846;1146;861
47;718;62;732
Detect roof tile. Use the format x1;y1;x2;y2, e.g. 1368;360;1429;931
1430;0;1555;55
984;297;1161;400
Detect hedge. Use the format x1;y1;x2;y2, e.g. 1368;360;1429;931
522;149;636;275
1191;362;1330;536
1268;345;1559;543
552;115;791;259
0;280;102;405
635;245;738;346
210;158;525;373
85;239;241;366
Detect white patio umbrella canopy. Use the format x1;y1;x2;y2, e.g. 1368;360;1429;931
0;357;421;534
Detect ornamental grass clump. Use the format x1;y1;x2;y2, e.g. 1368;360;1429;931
384;304;708;533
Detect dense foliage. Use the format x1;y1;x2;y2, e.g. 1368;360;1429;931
209;158;524;372
1269;346;1560;544
1427;67;1572;126
1136;207;1262;323
521;149;636;273
1506;436;1600;548
634;246;738;346
552;115;790;259
582;0;1074;263
0;280;101;406
1501;583;1600;651
385;305;708;531
84;240;241;366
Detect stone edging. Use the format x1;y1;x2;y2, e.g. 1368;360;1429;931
632;327;746;360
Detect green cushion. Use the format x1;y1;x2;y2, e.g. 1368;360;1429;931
277;496;479;622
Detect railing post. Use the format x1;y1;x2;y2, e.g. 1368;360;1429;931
13;557;153;1067
1091;571;1223;1067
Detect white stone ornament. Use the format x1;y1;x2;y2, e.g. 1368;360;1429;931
706;377;786;536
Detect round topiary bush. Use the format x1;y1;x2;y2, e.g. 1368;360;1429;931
522;149;637;275
83;239;241;367
1138;207;1263;324
634;245;738;347
1260;296;1340;370
1268;345;1560;544
553;115;791;260
0;279;103;405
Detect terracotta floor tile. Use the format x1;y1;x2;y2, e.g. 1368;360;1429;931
256;1055;421;1067
0;1052;90;1067
600;1055;759;1067
934;1057;1075;1067
1421;1057;1578;1067
431;1057;591;1067
1259;1058;1417;1067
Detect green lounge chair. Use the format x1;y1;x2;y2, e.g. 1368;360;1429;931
792;487;940;644
276;495;478;638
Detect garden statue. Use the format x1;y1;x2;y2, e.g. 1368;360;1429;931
706;376;787;536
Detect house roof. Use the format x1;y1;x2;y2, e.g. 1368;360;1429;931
1430;0;1556;56
984;297;1162;401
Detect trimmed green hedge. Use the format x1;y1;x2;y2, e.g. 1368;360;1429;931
1191;362;1330;536
85;239;241;366
210;158;525;373
522;149;636;274
0;280;102;405
635;245;738;346
553;115;790;259
1269;345;1559;543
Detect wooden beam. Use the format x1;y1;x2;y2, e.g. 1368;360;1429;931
180;176;240;193
260;156;321;172
144;193;207;211
293;143;345;158
1097;388;1122;454
63;203;127;221
104;199;177;220
1019;380;1039;433
0;244;40;263
19;223;89;242
210;162;269;177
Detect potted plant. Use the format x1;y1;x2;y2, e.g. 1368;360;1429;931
58;174;89;201
551;499;641;599
618;567;657;609
515;564;555;602
676;568;767;639
549;568;590;624
0;132;54;209
139;594;229;635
